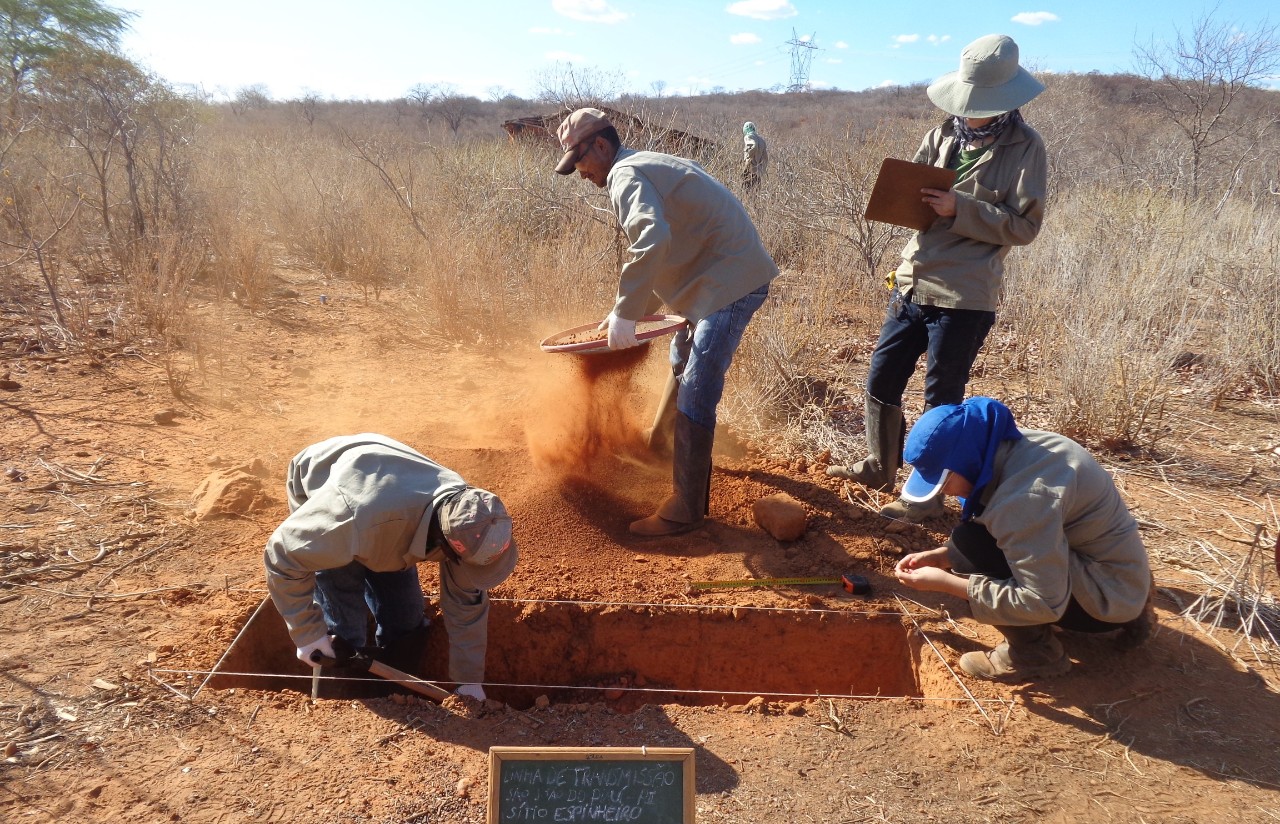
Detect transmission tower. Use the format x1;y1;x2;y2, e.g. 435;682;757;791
786;29;818;92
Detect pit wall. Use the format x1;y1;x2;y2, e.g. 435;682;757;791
203;598;925;709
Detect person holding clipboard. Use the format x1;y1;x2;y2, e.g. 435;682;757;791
828;33;1048;523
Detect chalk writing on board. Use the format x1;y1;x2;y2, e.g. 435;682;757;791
497;760;683;822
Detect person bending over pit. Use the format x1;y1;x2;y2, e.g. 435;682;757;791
554;107;780;537
263;433;517;700
892;398;1154;681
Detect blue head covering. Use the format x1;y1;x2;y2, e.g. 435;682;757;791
743;121;757;135
901;397;1022;519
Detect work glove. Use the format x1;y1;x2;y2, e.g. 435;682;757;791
455;683;486;701
297;634;337;666
599;312;639;350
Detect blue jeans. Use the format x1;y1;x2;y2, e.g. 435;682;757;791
313;563;428;649
865;293;995;410
670;283;770;430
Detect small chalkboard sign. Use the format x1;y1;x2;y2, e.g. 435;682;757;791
488;746;695;824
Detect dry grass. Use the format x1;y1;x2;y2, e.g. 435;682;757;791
1;72;1277;438
1162;496;1280;674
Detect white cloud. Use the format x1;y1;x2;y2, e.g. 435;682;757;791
877;79;896;88
1011;11;1059;26
726;0;798;21
894;34;920;44
835;40;849;49
730;32;762;45
552;0;629;24
927;34;951;45
545;50;586;62
530;26;569;35
824;57;843;64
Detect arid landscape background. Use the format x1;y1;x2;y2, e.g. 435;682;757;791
2;5;1280;822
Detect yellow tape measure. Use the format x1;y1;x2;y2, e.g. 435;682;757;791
690;577;841;590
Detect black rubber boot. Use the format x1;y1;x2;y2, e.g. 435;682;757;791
630;412;714;537
826;394;903;491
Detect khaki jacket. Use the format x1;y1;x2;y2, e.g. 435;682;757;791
896;119;1047;312
607;148;778;323
263;434;516;683
743;132;768;179
957;431;1151;626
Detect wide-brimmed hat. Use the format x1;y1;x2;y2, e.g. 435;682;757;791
439;487;513;570
554;107;613;175
926;34;1044;118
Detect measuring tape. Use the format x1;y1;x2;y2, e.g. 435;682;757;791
691;574;871;594
690;576;840;590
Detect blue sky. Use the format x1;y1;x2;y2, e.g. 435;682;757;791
115;0;1277;101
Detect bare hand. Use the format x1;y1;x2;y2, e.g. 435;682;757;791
895;565;966;597
922;187;956;217
896;546;951;574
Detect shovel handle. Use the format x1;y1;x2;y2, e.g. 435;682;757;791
366;660;453;702
308;643;453;702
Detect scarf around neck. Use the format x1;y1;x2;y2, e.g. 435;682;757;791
951;109;1024;147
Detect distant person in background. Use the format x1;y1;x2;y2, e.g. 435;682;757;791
892;398;1155;681
741;121;768;192
263;434;517;700
553;108;779;537
827;34;1048;522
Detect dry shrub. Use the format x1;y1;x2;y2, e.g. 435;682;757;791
721;267;859;456
1193;202;1280;401
752;116;925;280
400;140;626;343
1004;186;1211;446
257;135;409;300
195;137;274;306
115;232;205;342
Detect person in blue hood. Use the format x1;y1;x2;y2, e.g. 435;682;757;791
892;398;1154;681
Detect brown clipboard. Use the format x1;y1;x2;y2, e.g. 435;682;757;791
864;158;957;231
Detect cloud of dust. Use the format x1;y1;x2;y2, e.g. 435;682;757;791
234;327;668;492
523;346;658;477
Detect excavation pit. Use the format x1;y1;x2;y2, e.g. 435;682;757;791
202;598;923;709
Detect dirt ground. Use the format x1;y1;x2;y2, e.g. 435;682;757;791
2;266;1279;824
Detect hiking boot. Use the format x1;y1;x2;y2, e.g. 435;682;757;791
959;625;1072;682
825;394;903;492
1116;583;1157;649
